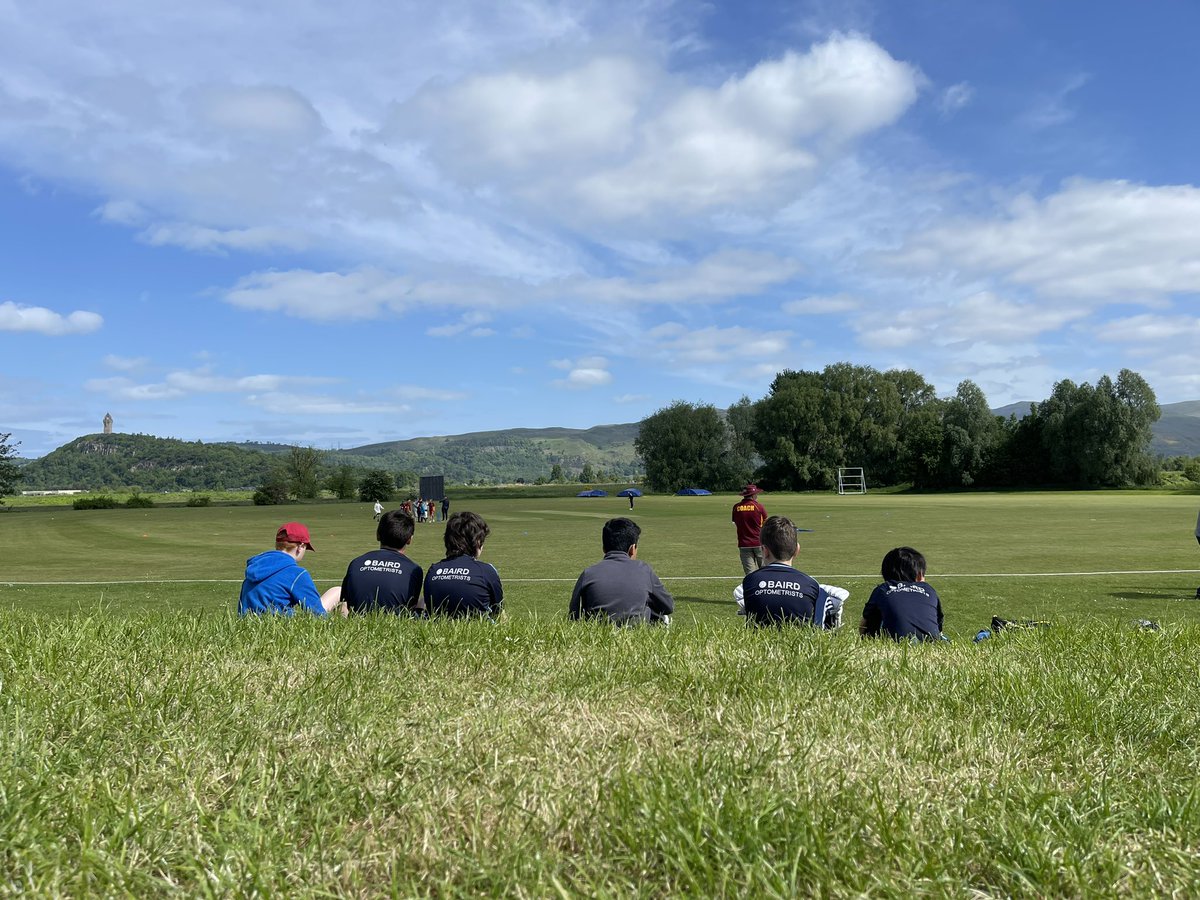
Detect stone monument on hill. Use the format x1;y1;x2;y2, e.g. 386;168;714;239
103;412;113;435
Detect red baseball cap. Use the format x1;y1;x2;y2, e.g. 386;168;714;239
276;522;315;551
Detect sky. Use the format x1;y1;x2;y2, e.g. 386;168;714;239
2;0;1199;458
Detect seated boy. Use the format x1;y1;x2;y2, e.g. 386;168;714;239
340;509;425;616
738;515;847;627
860;546;944;641
238;522;341;615
569;517;674;626
424;511;503;619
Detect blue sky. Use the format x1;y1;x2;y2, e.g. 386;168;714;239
2;0;1199;458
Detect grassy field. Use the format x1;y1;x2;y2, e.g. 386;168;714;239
2;491;1200;895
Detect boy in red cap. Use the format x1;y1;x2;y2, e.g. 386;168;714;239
238;522;342;615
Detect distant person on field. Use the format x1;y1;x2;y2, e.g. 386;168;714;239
860;546;944;641
424;511;503;619
732;483;768;574
735;515;848;628
340;510;425;617
373;500;384;521
442;496;450;522
238;522;341;616
570;517;674;626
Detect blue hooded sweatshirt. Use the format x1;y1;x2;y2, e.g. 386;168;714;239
238;550;327;616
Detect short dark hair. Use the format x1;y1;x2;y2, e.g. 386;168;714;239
760;515;798;561
444;511;490;558
882;547;926;582
602;517;641;554
376;509;414;549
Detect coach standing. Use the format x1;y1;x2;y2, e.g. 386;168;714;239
732;483;768;575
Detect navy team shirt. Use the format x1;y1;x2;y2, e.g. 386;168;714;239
340;548;424;616
861;580;943;641
423;554;504;619
742;562;833;627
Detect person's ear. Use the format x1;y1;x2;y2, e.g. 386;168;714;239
628;543;638;558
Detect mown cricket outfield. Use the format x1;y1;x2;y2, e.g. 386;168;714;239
2;490;1199;895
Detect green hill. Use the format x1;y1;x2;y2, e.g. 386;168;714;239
1153;401;1200;456
18;433;278;492
338;423;641;484
17;424;644;492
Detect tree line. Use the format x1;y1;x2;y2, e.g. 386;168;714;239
634;363;1164;493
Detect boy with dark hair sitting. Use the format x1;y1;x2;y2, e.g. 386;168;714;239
570;517;674;626
340;509;425;616
737;515;848;627
860;546;944;641
424;511;503;619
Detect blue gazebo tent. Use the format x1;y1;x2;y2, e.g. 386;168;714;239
577;489;608;497
675;487;712;495
617;488;643;497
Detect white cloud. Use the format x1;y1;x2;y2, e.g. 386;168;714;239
102;354;150;371
784;293;861;315
855;292;1089;349
1092;313;1200;344
139;222;307;253
0;301;103;335
222;268;423;320
573;35;922;219
85;366;335;401
645;322;789;366
387;385;467;402
1021;72;1089;129
552;355;612;389
891;179;1200;300
403;56;644;173
83;376;183;400
246;393;408;416
188;84;324;140
96;199;147;225
937;81;973;117
427;311;494;337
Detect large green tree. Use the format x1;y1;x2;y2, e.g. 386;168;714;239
752;364;934;489
326;464;359;501
938;380;1001;487
0;433;20;506
635;401;740;492
286;447;325;500
358;469;395;503
1036;370;1160;486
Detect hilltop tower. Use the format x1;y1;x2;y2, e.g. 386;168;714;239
103;412;113;435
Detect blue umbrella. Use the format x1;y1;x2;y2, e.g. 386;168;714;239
617;488;643;497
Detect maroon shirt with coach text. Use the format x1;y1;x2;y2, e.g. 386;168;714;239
732;497;767;548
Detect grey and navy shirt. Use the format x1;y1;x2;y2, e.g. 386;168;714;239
569;551;674;625
741;562;833;627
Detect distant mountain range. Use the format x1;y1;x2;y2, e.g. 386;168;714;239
13;401;1199;491
16;423;643;491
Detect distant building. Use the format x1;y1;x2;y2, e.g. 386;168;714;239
103;412;113;434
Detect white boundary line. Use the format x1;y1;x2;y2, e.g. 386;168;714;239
3;568;1199;587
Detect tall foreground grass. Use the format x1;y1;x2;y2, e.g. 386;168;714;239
2;611;1199;896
